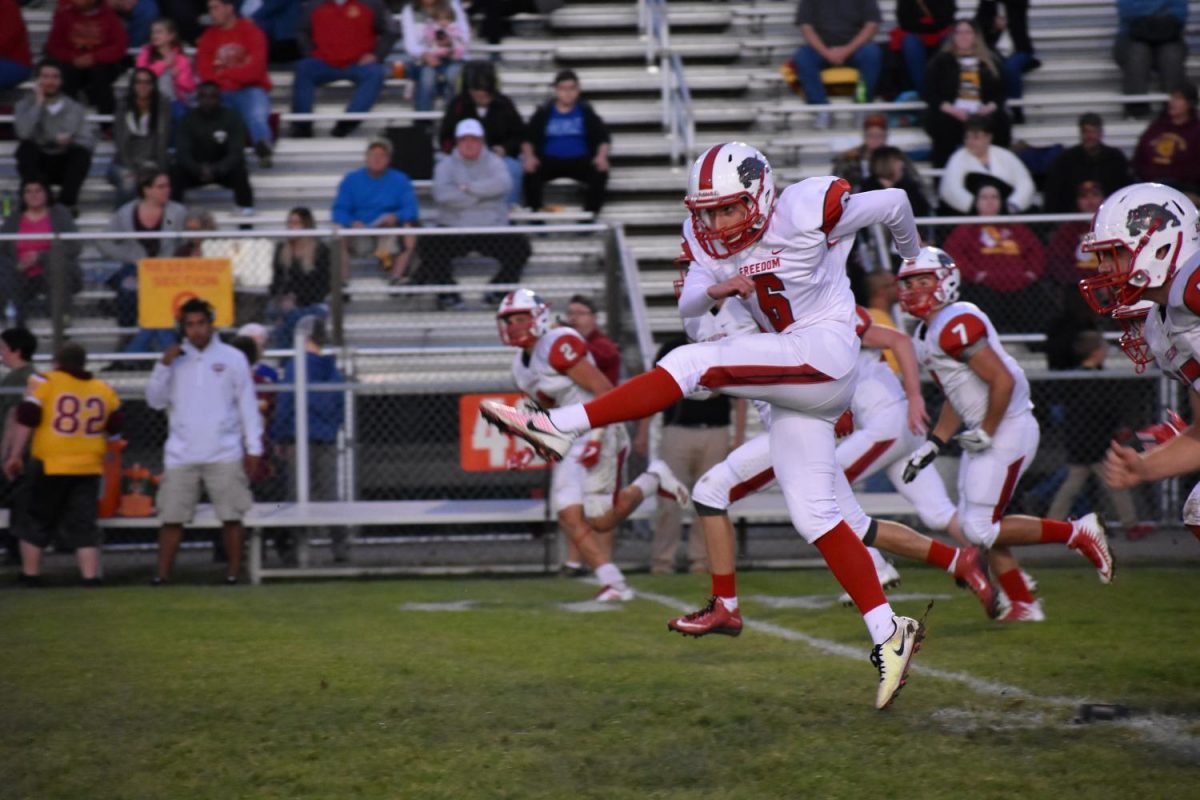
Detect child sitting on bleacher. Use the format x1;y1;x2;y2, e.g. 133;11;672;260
421;2;467;61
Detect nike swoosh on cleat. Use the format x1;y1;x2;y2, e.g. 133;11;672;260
892;636;907;658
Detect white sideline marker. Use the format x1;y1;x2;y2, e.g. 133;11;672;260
399;601;479;612
749;592;953;610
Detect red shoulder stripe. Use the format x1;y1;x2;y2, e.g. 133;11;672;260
820;178;852;235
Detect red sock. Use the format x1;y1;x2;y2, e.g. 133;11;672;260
814;521;887;615
998;569;1035;604
925;540;956;571
1191;526;1200;543
712;572;736;599
1040;519;1073;543
583;367;683;428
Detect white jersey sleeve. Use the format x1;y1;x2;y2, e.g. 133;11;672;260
826;186;921;261
1146;255;1200;390
511;327;596;409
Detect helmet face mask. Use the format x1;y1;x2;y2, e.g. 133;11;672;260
897;246;961;319
684;142;776;260
496;289;551;347
1112;302;1154;373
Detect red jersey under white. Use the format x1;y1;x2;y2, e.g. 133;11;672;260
511;327;595;408
677;179;920;341
1143;254;1200;388
913;301;1032;429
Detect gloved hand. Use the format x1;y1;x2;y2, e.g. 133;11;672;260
506;447;536;471
956;428;993;453
578;431;604;468
902;436;943;483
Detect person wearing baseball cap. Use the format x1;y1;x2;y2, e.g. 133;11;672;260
409;113;531;310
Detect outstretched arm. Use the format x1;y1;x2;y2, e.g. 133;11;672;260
862;324;928;434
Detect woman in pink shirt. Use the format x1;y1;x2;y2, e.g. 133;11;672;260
136;18;196;118
0;180;82;325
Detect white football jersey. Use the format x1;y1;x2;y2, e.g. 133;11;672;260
683;295;759;344
913;301;1032;429
1143;254;1200;388
511;326;596;408
678;179;920;339
851;306;906;421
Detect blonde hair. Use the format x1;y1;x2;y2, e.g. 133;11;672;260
942;19;999;77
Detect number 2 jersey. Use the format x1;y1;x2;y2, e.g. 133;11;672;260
17;369;122;475
512;327;599;408
913;301;1032;429
676;177;921;366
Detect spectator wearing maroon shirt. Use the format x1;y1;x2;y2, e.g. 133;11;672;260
290;0;397;139
195;0;274;167
1132;83;1200;199
44;0;128;116
564;294;620;385
1045;180;1105;291
0;0;32;91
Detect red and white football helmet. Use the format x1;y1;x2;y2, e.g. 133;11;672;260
897;246;960;319
1079;182;1200;315
1111;301;1155;373
684;142;776;260
496;289;552;347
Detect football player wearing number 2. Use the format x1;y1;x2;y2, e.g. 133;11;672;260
483;142;929;709
898;247;1114;623
496;289;690;603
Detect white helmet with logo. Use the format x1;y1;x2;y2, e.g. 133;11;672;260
897;246;960;318
496;289;552;347
684;142;776;260
1080;182;1200;314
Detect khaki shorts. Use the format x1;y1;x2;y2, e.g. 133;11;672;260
347;235;399;259
158;460;253;524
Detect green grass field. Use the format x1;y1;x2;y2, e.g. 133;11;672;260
3;565;1198;799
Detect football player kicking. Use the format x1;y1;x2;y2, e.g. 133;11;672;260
669;301;998;639
1076;182;1200;540
483;142;929;709
898;247;1114;622
496;289;690;603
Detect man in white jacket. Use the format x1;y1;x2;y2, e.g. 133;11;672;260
146;298;263;585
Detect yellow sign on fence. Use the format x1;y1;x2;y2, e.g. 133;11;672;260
137;258;234;328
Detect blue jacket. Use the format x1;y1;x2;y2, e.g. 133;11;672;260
1117;0;1187;35
270;352;345;443
331;167;419;227
254;0;303;42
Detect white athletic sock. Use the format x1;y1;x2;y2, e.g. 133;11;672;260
547;404;590;434
864;604;897;646
631;471;659;498
595;562;625;588
718;596;738;611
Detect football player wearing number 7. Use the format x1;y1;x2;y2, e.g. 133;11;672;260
3;343;123;586
898;247;1114;623
483;142;932;709
496;289;690;603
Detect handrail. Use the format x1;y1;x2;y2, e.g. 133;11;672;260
609;223;655;374
638;0;695;165
757;93;1171;118
0;223;609;243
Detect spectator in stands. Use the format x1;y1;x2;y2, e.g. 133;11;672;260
157;0;206;44
522;70;610;216
439;61;527;206
289;0;397;139
0;0;32;91
975;0;1038;124
635;332;745;576
831;114;893;191
938;114;1034;214
14;61;96;213
400;0;470;112
1114;0;1188;120
4;343;122;587
253;0;303;64
110;0;159;48
413;118;530;309
1046;180;1105;292
136;18;197;118
942;176;1047;331
893;0;955;95
862;145;931;216
237;322;280;384
269;318;348;563
1132;83;1200;199
331;138;420;283
147;297;263;585
0;327;37;566
45;0;128;117
109;69;172;205
269;206;332;348
792;0;883;129
196;0;274;167
564;294;620;385
171;81;256;215
175;208;217;258
97;169;188;352
923;19;1009;167
0;180;82;327
1042;113;1133;213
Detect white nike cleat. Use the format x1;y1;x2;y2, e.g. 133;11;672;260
1068;512;1115;584
997;598;1046;623
870;614;927;710
480;399;574;462
593;584;635;602
647;459;690;507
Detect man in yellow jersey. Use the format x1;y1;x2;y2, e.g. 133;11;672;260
3;343;122;586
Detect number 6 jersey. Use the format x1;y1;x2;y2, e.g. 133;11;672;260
913;301;1032;429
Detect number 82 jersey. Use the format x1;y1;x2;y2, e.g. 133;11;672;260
913;301;1032;429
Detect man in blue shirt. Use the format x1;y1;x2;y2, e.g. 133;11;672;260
332;138;420;282
521;69;611;215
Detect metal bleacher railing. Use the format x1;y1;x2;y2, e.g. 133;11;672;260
638;0;695;166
